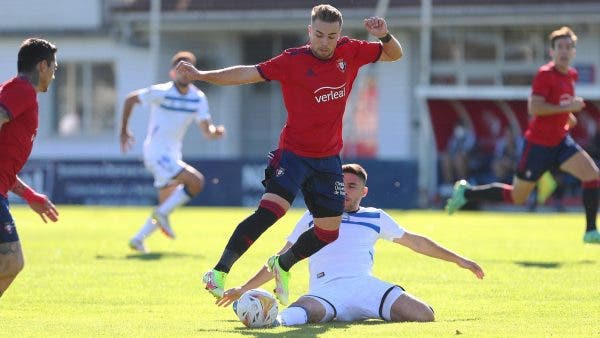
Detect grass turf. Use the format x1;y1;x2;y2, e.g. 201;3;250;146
1;206;598;337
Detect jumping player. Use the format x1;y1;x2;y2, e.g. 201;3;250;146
217;164;484;325
176;4;403;304
120;51;225;253
445;26;600;244
0;38;60;297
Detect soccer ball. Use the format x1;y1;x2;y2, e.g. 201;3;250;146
233;288;279;328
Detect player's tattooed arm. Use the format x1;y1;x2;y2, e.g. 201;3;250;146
0;105;10;127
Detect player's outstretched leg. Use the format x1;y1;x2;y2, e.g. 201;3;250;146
203;269;228;298
267;255;290;305
152;210;175;239
203;200;286;297
445;180;470;215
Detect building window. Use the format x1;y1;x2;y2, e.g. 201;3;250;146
53;62;116;136
432;30;461;63
430;27;561;86
465;31;497;62
503;29;541;63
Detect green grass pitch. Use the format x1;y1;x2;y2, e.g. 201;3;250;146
1;206;598;337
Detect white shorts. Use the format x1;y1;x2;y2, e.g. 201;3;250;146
143;151;185;188
307;275;405;322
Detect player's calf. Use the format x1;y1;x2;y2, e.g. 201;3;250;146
0;241;25;295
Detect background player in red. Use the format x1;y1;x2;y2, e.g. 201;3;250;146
0;38;60;297
176;4;403;304
445;27;600;244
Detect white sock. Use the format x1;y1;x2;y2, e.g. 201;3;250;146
133;217;157;241
156;185;192;215
278;307;308;326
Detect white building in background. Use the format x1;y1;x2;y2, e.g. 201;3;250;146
1;0;600;204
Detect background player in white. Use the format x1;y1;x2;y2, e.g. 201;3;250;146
217;163;484;325
120;51;225;253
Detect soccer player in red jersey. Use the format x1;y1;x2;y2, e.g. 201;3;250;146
0;38;60;297
445;27;600;244
176;4;403;303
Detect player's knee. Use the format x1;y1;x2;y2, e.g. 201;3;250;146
416;305;435;322
186;172;205;196
289;300;324;324
292;296;335;324
391;303;434;323
1;254;24;278
314;226;339;244
258;199;287;220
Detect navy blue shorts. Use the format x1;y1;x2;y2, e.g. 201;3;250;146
0;195;19;243
262;149;344;217
516;135;581;182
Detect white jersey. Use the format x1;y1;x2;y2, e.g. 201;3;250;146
138;81;211;157
287;207;405;290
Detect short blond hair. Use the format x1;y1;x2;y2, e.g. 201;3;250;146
549;26;577;49
311;4;343;26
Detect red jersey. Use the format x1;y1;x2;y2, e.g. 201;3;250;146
256;37;382;157
525;62;578;146
0;77;38;197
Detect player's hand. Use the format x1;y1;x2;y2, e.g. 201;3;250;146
208;125;226;139
175;61;200;82
457;258;485;279
120;129;135;154
27;193;59;223
216;287;244;307
364;17;389;39
568;96;585;112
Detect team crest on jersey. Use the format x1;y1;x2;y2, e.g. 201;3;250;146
336;58;347;73
3;222;14;234
275;167;285;177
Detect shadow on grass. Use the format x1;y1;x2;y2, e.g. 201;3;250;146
514;260;595;269
196;322;360;337
95;252;204;261
196;319;432;337
441;318;480;322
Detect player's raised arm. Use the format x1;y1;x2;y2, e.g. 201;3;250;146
176;62;264;86
364;17;403;62
216;241;292;307
394;232;484;279
119;91;141;154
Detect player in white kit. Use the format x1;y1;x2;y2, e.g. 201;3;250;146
120;51;225;253
217;163;484;324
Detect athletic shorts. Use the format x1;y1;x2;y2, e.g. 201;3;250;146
0;195;19;243
143;151;185;189
262;149;344;217
306;275;405;322
516;135;581;181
